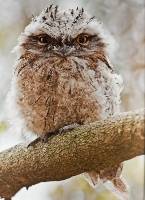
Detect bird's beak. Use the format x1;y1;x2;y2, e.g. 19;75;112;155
59;45;72;56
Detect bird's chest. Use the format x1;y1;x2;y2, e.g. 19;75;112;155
51;75;102;121
17;71;103;134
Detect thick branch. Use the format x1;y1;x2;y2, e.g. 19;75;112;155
0;109;144;199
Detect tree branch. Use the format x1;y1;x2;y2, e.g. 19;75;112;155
0;109;144;199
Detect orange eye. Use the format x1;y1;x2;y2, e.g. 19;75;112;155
76;34;89;45
38;35;49;44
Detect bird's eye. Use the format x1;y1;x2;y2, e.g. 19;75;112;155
38;35;49;44
76;34;89;45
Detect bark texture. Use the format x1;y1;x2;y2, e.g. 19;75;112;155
0;109;144;199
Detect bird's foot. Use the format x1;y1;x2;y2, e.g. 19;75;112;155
59;123;81;134
27;123;81;148
27;130;58;147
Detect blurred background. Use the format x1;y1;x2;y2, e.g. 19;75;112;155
0;0;144;200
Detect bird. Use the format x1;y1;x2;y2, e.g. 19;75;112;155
8;4;127;198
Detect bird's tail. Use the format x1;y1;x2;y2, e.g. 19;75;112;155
84;163;129;200
104;176;129;200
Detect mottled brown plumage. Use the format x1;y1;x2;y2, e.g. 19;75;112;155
8;5;127;198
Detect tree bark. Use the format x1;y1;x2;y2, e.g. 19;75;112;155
0;109;144;199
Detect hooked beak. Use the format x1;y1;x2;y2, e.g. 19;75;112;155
53;45;73;57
